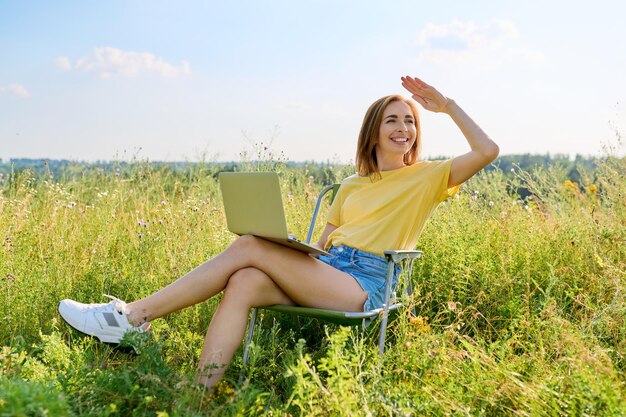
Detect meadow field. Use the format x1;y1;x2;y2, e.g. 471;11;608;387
0;154;624;416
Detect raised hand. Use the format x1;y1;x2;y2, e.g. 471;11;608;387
401;76;449;113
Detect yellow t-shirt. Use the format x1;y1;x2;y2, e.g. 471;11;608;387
325;159;459;256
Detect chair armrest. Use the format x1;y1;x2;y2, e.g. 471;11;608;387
383;250;422;264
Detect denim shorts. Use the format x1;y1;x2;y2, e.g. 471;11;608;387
317;245;402;312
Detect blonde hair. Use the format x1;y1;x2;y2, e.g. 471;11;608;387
355;95;421;178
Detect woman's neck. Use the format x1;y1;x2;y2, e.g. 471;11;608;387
376;155;406;172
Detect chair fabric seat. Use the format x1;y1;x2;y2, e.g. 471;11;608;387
263;303;404;326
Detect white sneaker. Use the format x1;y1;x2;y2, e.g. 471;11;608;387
58;295;149;344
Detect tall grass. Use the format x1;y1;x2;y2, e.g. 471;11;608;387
0;154;624;416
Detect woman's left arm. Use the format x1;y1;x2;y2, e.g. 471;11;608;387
401;76;500;187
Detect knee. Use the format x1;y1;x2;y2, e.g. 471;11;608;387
223;267;264;304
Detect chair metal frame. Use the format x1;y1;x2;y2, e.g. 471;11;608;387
241;184;422;367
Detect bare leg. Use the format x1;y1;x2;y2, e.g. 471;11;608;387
121;235;367;390
125;235;366;325
195;267;293;389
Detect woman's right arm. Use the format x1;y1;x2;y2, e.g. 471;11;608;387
401;76;499;187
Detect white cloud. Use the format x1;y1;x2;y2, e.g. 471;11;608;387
0;83;31;98
416;18;544;68
55;56;71;70
57;47;191;78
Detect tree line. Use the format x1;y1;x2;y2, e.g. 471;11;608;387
0;153;601;184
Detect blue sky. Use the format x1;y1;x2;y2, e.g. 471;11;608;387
1;0;625;163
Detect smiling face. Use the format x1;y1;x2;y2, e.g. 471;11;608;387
356;95;421;177
375;100;418;166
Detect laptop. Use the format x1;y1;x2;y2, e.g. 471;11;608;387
218;172;331;257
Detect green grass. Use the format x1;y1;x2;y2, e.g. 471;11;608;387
1;155;625;416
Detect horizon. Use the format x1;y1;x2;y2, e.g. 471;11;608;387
0;151;609;166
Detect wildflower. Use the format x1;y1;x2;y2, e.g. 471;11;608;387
209;381;235;399
192;206;200;212
561;180;579;195
67;201;77;208
586;184;598;194
488;201;494;207
594;253;605;269
409;316;431;333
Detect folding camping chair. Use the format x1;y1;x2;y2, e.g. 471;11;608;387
241;184;422;367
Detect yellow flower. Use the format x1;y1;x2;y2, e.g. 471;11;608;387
586;184;598;194
595;253;605;269
409;316;432;334
561;180;579;195
209;381;236;399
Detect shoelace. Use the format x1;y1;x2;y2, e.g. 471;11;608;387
77;295;123;315
98;294;125;314
76;295;136;329
103;294;125;307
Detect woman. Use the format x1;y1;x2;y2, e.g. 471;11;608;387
58;75;499;389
